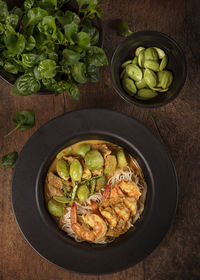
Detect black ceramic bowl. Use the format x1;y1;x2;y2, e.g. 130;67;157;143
0;0;103;95
110;31;187;108
11;109;178;274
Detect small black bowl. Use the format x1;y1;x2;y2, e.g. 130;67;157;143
110;31;187;108
0;0;104;95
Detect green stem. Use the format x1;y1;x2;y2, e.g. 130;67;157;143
80;175;103;186
69;176;103;205
4;124;20;137
90;180;96;195
70;183;79;205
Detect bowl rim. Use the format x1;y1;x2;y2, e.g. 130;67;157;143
11;108;178;274
110;30;187;108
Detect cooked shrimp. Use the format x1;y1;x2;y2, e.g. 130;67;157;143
101;183;137;223
90;200;101;215
110;184;124;202
106;219;127;237
114;203;130;221
102;184;111;202
119;180;141;200
71;202;107;242
99;206;118;228
124;197;137;215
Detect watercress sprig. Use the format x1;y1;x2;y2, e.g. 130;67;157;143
117;19;133;37
5;110;35;137
1;152;18;168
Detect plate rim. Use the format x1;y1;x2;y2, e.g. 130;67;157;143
11;108;178;274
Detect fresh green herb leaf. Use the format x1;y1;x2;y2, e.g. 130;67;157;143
21;53;39;68
77;0;103;19
65;10;80;25
37;16;57;38
76;0;89;7
68;83;80;101
12;8;24;21
0;23;5;35
57;11;80;26
1;152;18;168
42;77;57;91
47;52;58;61
39;0;57;9
55;30;66;44
86;46;108;66
62;49;80;65
75;32;91;49
3;61;18;74
54;80;71;95
117;19;133;37
64;22;79;44
25;35;36;50
24;0;34;11
81;19;99;45
12;58;27;72
0;0;9;23
5;110;35;137
4;28;25;55
12;73;41;96
34;66;43;80
0;57;4;66
38;59;57;78
71;62;87;84
86;64;100;82
22;7;48;35
6;14;19;29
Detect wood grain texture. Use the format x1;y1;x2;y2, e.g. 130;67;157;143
0;0;199;279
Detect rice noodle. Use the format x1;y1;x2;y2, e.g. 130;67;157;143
108;166;134;186
85;189;104;205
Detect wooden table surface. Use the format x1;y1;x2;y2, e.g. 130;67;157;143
0;0;199;279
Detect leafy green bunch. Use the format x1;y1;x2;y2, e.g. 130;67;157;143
0;0;108;100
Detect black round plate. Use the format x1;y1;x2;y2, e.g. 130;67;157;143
11;109;178;274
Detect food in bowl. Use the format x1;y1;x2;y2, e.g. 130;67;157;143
120;46;173;100
45;140;147;244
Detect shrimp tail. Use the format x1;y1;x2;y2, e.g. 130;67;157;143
102;184;111;202
91;200;98;212
71;202;77;226
91;200;101;215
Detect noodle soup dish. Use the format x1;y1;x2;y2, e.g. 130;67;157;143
45;140;147;244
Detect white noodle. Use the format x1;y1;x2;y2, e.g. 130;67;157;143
108;166;134;186
85;189;104;205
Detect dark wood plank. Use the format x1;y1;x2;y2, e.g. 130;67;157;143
0;0;199;279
